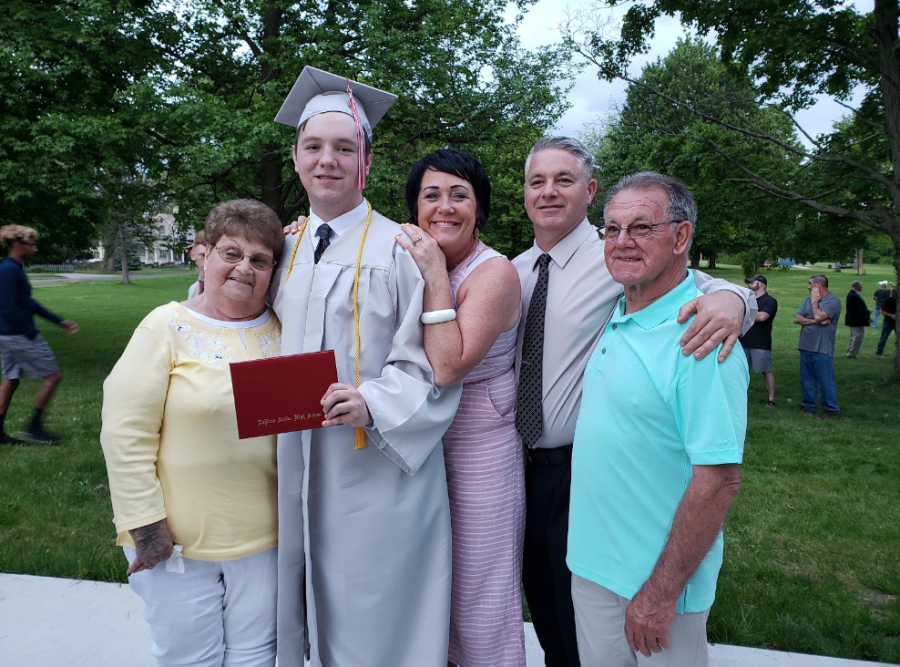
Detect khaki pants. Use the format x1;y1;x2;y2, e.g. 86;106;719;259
571;574;709;667
847;326;866;358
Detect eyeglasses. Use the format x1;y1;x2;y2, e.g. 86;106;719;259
213;245;276;271
602;220;681;240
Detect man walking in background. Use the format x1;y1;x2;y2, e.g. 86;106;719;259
794;275;841;418
0;225;79;444
740;274;778;406
845;280;871;358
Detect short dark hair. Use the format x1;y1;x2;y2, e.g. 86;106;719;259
204;200;284;259
405;150;492;231
294;118;373;157
810;274;829;288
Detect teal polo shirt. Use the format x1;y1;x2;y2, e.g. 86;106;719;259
567;273;748;613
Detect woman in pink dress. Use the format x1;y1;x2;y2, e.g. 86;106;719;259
397;150;525;667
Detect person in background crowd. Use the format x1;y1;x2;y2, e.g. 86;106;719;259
512;136;756;667
794;275;841;418
101;199;285;667
188;230;207;298
872;280;892;327
567;171;747;667
876;287;897;356
844;280;871;359
0;225;79;445
739;274;778;406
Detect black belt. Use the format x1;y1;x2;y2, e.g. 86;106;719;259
526;444;573;465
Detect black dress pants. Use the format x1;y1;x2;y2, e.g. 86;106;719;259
522;450;580;667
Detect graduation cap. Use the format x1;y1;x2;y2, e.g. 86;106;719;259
275;67;398;189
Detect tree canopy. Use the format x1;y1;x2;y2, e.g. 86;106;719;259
582;39;829;272
566;0;900;370
2;0;574;260
0;0;163;258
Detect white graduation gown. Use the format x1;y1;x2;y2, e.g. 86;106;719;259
270;205;461;667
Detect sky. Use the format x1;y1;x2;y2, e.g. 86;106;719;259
505;0;866;144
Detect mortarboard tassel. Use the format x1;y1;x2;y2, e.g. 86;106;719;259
346;79;367;190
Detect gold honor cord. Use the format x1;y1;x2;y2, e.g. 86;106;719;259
283;203;374;449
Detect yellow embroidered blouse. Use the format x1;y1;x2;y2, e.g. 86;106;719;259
101;302;282;561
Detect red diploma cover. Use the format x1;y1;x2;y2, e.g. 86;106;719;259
229;350;338;439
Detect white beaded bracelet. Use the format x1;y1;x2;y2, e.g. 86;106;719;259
420;309;457;325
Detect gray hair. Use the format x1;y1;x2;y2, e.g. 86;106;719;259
810;274;829;288
525;136;594;183
851;280;862;290
603;172;697;229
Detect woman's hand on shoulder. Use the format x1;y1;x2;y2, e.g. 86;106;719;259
395;224;446;282
284;216;307;236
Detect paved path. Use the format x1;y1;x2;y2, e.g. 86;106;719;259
30;272;192;283
0;574;892;666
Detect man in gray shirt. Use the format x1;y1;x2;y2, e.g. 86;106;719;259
794;274;841;418
513;136;756;667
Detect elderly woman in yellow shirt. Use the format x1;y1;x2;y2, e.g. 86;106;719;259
101;199;284;667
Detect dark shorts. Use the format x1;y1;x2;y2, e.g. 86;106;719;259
744;347;772;373
0;334;60;380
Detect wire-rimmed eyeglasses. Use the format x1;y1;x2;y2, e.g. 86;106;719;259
602;220;682;240
213;245;276;271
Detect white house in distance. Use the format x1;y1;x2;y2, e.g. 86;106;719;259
91;211;197;266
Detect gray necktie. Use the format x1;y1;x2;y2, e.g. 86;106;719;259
314;224;333;264
516;253;551;448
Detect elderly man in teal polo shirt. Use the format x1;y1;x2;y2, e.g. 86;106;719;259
567;172;748;666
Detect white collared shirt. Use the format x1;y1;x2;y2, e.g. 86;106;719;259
308;200;369;251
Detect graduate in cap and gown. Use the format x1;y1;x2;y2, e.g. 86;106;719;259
270;67;462;667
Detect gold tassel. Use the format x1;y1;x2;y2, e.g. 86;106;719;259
352;203;374;447
284;203;373;450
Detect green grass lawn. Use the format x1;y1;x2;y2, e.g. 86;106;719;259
0;267;898;661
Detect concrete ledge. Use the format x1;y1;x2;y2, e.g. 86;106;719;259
0;574;890;667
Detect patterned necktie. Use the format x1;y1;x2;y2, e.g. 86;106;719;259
314;224;333;264
516;253;552;448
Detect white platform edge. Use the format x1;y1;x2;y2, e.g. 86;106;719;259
0;574;892;667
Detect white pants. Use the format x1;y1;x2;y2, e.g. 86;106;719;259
572;574;710;667
125;546;277;667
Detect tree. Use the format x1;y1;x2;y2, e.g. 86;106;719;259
3;1;572;262
134;0;573;257
582;39;812;272
0;0;165;260
566;0;900;374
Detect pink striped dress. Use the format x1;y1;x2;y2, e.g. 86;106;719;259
445;241;526;667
